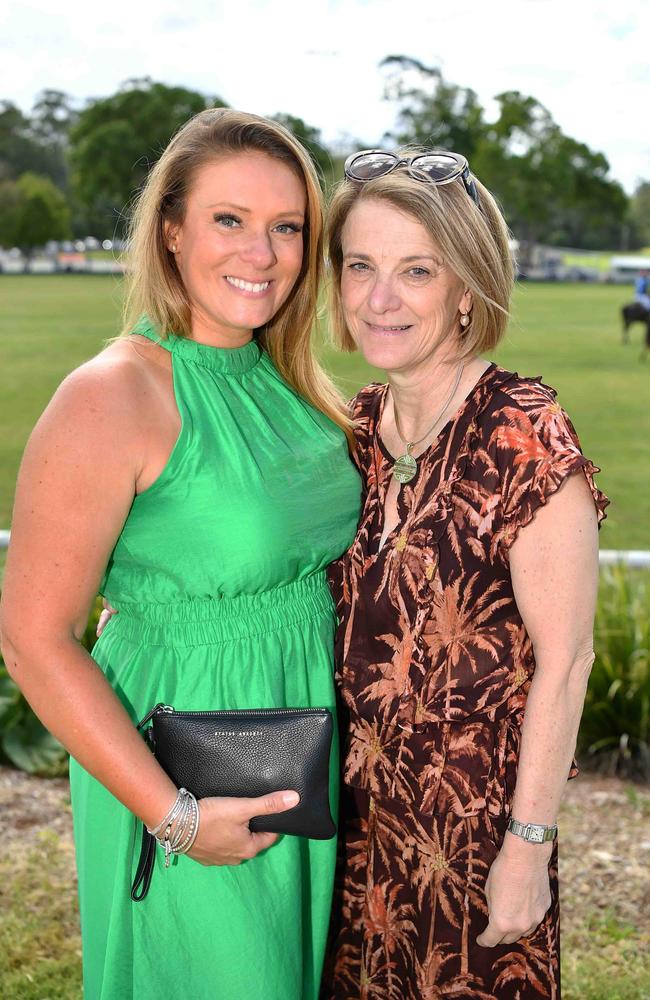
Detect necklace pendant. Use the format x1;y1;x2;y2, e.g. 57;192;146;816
393;447;417;484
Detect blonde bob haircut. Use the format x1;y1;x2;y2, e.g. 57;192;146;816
122;107;353;444
327;157;514;361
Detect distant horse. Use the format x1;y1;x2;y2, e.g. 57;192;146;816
621;302;650;359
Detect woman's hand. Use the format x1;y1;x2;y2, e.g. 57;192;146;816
188;790;300;866
476;837;552;947
96;598;117;637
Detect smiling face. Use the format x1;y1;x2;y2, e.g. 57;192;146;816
167;152;307;346
340;198;472;375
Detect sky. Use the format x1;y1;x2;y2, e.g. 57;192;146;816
2;0;649;193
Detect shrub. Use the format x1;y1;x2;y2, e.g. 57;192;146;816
579;566;650;780
2;570;650;781
0;598;101;776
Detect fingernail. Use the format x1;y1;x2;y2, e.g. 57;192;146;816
282;791;300;808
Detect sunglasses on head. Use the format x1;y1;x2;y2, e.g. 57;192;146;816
343;148;481;210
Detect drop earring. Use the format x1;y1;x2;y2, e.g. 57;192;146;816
460;312;470;327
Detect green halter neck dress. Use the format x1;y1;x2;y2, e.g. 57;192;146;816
69;321;361;1000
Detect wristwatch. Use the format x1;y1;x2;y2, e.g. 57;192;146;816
507;817;558;843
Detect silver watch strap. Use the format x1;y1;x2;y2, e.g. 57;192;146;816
507;817;558;843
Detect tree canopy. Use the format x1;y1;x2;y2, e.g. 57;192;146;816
271;113;332;180
380;56;629;251
0;99;69;188
0;172;70;258
0;69;643;251
630;181;650;249
69;78;225;233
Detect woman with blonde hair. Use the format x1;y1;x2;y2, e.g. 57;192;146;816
0;109;360;1000
321;149;608;998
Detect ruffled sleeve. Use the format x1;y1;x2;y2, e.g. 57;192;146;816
347;383;386;493
486;379;609;554
328;382;385;609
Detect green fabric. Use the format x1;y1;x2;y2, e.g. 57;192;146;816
69;321;361;1000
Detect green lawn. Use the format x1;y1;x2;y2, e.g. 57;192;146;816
1;276;124;534
1;276;649;549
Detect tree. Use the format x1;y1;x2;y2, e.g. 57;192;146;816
29;89;77;190
478;92;628;251
381;56;486;158
30;89;77;147
0;94;77;190
0;102;52;182
0;178;22;242
380;59;629;251
0;173;70;261
271;113;332;182
547;135;628;249
629;181;650;249
69;79;226;235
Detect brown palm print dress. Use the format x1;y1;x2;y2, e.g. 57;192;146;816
322;365;609;1000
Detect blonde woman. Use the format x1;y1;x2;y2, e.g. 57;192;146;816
0;110;360;1000
321;149;608;998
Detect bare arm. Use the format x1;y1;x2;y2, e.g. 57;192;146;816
477;470;599;946
506;472;598;832
0;355;296;865
0;358;180;830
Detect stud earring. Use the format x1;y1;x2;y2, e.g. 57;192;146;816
460;312;470;327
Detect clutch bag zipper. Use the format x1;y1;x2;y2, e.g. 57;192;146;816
137;703;327;730
136;703;174;730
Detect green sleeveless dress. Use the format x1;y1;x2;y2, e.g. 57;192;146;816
68;322;361;1000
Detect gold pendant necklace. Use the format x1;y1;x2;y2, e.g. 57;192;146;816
392;363;465;485
392;446;418;484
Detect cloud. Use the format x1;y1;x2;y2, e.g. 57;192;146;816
2;0;648;190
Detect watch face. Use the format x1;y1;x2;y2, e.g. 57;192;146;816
529;827;544;842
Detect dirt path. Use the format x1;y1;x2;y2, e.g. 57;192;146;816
2;766;649;938
558;774;650;940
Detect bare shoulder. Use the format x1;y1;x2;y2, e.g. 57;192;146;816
102;333;173;374
63;334;170;395
43;335;171;433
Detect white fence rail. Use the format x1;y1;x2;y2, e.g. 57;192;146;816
0;530;648;567
598;550;650;568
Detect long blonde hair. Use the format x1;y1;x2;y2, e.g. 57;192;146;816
327;159;514;360
122;108;353;444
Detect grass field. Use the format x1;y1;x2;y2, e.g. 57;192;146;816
2;768;649;1000
1;276;649;550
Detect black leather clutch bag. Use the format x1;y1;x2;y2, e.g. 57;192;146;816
131;703;336;901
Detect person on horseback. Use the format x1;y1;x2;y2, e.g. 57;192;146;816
634;269;650;313
623;269;650;356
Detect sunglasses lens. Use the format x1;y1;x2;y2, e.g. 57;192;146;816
345;148;481;209
348;152;398;180
410;153;461;181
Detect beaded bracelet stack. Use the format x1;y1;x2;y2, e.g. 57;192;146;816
147;787;200;868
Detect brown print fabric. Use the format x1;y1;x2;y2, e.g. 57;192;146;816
322;365;609;1000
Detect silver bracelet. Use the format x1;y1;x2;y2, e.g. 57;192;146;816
147;788;201;867
147;790;185;838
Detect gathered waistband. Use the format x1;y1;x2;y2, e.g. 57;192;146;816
102;572;335;646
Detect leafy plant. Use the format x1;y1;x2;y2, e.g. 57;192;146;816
0;664;68;775
0;598;101;776
2;569;650;781
578;566;650;780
